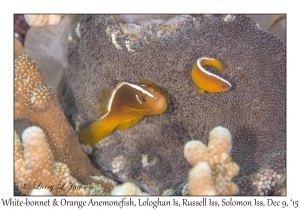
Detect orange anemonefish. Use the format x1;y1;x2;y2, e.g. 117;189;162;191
79;80;169;145
191;57;231;92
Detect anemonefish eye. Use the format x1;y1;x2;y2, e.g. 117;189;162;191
142;97;147;103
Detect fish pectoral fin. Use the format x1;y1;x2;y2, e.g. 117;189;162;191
120;106;146;116
117;117;143;130
196;86;205;93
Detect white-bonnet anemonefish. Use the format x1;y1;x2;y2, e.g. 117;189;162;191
191;56;232;92
79;80;169;145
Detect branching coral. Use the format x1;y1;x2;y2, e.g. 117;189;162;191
184;126;239;195
63;15;286;195
14;127;109;195
111;182;149;195
14;55;117;195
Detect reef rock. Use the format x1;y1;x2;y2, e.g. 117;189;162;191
63;15;286;195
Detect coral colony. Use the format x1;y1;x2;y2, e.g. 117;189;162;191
14;14;286;195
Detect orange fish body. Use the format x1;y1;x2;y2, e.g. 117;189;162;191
191;57;231;92
79;81;168;145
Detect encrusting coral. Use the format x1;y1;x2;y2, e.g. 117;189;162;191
184;126;239;195
14;54;117;195
63;15;286;195
14;127;109;195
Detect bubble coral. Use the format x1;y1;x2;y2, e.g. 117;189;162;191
184;126;239;195
63;15;286;195
14;55;117;194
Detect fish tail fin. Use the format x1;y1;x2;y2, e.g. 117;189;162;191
79;115;116;145
210;58;224;71
201;57;224;71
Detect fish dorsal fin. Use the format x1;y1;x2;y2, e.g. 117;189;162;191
116;116;143;130
120;106;147;116
97;88;113;114
139;79;169;99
